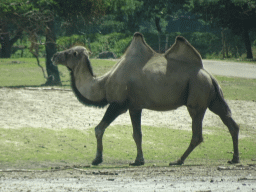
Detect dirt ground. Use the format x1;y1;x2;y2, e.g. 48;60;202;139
0;87;256;191
1;88;256;132
0;165;256;192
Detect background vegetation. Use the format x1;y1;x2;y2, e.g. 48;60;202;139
2;1;256;60
1;0;256;86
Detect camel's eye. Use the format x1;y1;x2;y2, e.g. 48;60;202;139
73;51;78;57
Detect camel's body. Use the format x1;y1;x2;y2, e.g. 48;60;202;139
52;32;239;166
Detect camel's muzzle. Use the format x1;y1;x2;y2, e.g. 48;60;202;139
51;53;60;66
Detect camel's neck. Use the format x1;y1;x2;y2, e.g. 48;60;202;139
71;61;108;108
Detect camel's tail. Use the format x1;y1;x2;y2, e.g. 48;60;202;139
208;76;232;116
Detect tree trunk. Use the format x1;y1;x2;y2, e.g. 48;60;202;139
1;23;11;58
44;19;62;86
155;17;162;53
0;22;23;58
242;26;253;59
221;29;225;59
155;17;162;33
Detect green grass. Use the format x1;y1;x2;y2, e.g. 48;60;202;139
0;58;115;88
0;126;255;168
0;58;47;87
216;75;256;101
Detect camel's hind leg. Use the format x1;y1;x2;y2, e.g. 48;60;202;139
209;98;240;164
169;107;206;166
129;109;144;166
92;102;128;165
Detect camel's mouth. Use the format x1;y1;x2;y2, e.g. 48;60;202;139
51;55;58;66
51;53;63;66
52;59;57;66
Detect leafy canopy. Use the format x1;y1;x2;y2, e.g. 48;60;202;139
188;0;256;33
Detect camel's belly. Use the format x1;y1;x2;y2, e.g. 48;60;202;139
128;85;187;111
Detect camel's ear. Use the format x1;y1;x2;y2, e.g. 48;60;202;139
82;50;91;58
165;36;203;67
81;50;94;76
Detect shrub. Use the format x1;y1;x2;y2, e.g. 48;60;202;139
55;31;252;59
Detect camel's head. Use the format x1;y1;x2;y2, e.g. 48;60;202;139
52;46;90;71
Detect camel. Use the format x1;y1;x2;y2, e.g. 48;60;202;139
52;32;239;166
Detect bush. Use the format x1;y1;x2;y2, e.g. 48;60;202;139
11;35;46;58
57;33;132;58
55;31;252;59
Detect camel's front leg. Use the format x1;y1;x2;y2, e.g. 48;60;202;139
129;109;144;166
92;102;128;165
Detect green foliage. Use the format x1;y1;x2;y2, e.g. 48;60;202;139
56;35;86;50
0;1;33;18
188;0;256;58
98;15;126;34
57;33;132;58
15;29;249;60
11;36;46;58
56;32;223;58
142;32;222;57
107;0;143;15
52;0;106;20
184;32;221;57
188;0;256;34
90;33;132;57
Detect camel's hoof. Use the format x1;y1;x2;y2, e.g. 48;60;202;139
228;158;240;164
92;157;103;165
169;159;184;166
129;160;144;166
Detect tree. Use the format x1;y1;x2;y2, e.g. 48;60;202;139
0;1;31;58
104;0;187;34
141;0;186;34
102;0;143;33
188;0;256;59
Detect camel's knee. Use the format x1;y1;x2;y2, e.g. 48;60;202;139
95;126;105;139
133;131;142;141
190;135;203;147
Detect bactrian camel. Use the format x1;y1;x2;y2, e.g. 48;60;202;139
52;32;239;166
